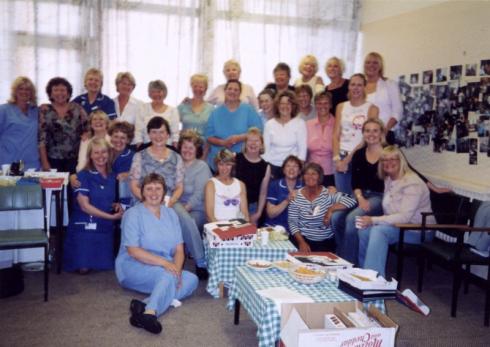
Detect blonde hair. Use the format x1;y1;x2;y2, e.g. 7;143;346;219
115;72;136;88
362;118;386;145
223;59;241;74
242;127;265;155
190;74;208;90
84;68;103;87
8;76;37;105
298;55;319;75
377;145;411;180
84;137;113;173
88;110;110;137
214;149;236;175
325;56;345;74
364;52;386;80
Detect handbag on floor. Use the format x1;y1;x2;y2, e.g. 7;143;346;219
0;264;24;298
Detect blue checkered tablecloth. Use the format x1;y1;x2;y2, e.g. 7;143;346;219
205;240;297;298
227;266;385;347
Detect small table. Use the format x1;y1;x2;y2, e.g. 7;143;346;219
227;266;385;347
205;240;297;298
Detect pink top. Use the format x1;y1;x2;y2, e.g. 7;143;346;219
371;172;435;225
306;116;336;175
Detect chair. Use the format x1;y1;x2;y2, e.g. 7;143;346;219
0;185;49;301
391;192;470;287
416;207;490;327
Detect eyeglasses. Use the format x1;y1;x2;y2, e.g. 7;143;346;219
224;198;239;206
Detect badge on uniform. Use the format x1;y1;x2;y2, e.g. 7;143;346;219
85;223;97;230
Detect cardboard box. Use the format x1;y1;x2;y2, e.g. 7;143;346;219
204;222;257;248
280;301;398;347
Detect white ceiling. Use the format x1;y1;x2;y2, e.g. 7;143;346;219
360;0;450;25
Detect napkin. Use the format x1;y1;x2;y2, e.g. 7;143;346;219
256;286;313;315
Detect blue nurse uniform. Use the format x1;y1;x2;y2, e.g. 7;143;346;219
0;103;40;169
115;203;198;316
63;169;117;271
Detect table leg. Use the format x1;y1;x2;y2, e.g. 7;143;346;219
234;299;240;325
55;188;64;274
219;282;225;298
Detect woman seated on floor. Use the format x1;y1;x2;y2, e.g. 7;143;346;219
356;145;435;278
115;173;198;335
205;149;249;223
288;162;357;252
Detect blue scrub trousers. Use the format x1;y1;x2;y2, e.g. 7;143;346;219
119;260;198;316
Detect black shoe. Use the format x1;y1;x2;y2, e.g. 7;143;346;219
196;266;209;280
130;299;146;316
130;313;162;334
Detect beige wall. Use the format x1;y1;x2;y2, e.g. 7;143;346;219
360;0;490;79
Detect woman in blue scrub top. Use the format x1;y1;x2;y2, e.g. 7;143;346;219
109;121;135;206
73;68;117;120
116;173;198;335
63;138;124;273
0;76;40;170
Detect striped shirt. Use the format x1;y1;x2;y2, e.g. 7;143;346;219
288;187;357;241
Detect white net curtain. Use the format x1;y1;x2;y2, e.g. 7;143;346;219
0;0;360;105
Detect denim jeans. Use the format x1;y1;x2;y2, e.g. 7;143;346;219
334;191;383;265
173;203;206;267
358;224;425;278
334;152;353;196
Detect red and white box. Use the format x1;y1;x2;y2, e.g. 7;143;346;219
204;221;257;248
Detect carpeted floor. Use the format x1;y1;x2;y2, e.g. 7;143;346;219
1;256;489;347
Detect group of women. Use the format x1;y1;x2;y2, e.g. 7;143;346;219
0;51;434;334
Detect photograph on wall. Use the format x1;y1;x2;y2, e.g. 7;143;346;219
410;73;419;84
480;77;490;115
436;67;448;82
423;70;433;84
450;65;462;80
480;59;490;76
466;63;477;77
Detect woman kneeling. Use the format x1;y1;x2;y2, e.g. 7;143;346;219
116;173;198;334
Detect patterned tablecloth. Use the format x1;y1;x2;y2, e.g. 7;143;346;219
205;240;297;298
227;266;385;347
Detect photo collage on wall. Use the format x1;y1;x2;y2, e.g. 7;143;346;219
396;59;490;165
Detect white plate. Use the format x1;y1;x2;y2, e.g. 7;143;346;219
246;259;272;271
273;260;294;272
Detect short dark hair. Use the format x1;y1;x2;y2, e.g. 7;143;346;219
258;88;276;100
273;62;291;78
140;173;167;202
108;121;135;143
177;129;204;159
147;116;171;135
281;155;303;173
295;84;313;99
225;79;242;93
274;90;299;118
313;91;333;105
303;162;324;185
45;77;73;103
